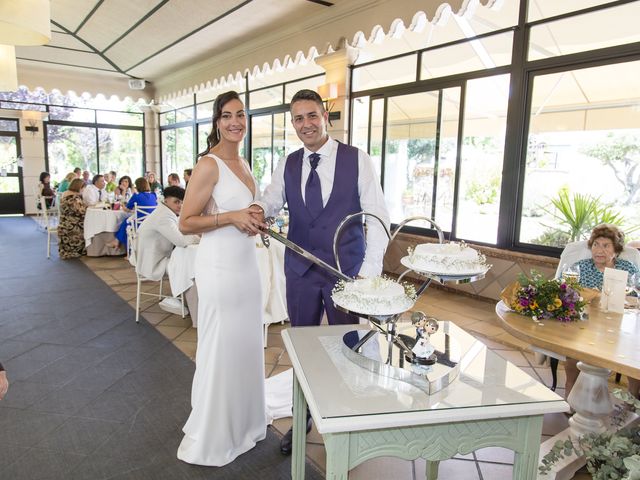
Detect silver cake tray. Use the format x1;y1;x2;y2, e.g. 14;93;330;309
400;256;488;284
341;321;463;395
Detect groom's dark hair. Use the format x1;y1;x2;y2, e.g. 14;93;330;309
163;186;185;201
290;89;325;113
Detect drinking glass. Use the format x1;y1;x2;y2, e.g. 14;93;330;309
629;273;640;314
561;263;580;283
275;216;285;234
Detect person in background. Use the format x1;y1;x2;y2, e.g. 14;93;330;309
167;173;182;187
109;177;158;250
105;170;118;193
58;178;87;259
82;170;91;186
565;224;640;399
58;172;75;194
0;362;8;400
38;171;56;208
183;168;192;188
114;175;134;200
147;171;163;193
73;167;82;178
82;174;107;206
136;185;198;312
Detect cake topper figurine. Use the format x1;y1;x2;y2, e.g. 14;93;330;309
410;312;439;373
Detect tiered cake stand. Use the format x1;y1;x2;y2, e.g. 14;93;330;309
261;213;490;395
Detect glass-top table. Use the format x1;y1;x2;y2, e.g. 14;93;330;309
282;322;567;479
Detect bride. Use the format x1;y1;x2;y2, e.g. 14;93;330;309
177;91;267;466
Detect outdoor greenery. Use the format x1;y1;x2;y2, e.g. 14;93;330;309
540;389;640;480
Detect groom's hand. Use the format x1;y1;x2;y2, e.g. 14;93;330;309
248;205;266;227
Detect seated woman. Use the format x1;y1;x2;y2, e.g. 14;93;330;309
38;171;56;209
114;175;134;201
109;177;157;250
57;172;75;194
565;224;640;399
58;178;87;259
147;172;163;194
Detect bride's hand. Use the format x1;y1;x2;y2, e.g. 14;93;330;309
231;207;268;235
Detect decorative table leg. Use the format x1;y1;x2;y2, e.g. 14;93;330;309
512;416;543;480
291;374;307;480
426;460;439;480
567;362;613;436
324;432;350;480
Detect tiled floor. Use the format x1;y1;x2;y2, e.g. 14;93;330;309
78;253;612;479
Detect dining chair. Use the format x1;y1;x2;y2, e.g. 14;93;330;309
126;203;156;262
130;223;185;324
40;196;58;258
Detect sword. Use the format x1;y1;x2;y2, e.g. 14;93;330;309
260;223;353;283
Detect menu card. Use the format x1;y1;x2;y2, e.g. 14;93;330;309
600;267;628;313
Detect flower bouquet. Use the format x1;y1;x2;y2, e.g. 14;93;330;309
504;270;588;322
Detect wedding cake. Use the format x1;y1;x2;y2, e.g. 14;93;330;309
408;242;488;275
332;276;416;315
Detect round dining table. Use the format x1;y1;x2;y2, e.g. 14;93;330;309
84;207;128;256
495;300;640;478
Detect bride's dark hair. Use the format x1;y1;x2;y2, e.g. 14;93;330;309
198;90;242;158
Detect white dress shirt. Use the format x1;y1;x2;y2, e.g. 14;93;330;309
82;184;105;206
136;202;199;281
258;137;390;278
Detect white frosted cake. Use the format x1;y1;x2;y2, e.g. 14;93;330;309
332;276;415;315
408;242;488;275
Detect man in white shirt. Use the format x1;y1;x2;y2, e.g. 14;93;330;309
136;186;199;281
82;174;106;206
254;89;390;454
136;186;199;316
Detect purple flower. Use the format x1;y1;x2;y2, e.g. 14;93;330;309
520;298;529;307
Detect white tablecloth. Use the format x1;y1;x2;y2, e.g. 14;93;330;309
84;208;128;246
167;238;288;325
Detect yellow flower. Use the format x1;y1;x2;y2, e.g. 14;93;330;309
547;304;556;312
554;298;562;308
531;301;538;309
515;304;523;312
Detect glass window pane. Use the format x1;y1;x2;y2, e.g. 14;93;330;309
384;91;440;228
352;55;417;92
420;31;513;80
351;96;370;154
251;115;273;192
160;111;176;126
48;106;95;123
0;177;20;193
196;101;214;121
528;0;615;22
46;125;97;180
284;75;325;103
456;75;510;244
0;136;18;174
96;110;143;127
519;61;640;247
434;87;461;232
98;128;144;179
0;119;18;131
0;101;46;111
528;3;640;60
162;126;194;182
370;98;384;180
176;106;194;123
249;86;283;109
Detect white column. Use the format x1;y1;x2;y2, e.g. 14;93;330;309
20;111;48;215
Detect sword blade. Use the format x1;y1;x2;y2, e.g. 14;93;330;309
261;229;353;282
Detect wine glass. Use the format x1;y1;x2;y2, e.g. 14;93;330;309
275;216;285;234
561;263;580;283
628;273;640;315
603;283;613;312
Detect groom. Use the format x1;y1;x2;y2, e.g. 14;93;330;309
253;89;390;454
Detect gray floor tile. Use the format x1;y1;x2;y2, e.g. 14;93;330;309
0;448;86;480
64;365;130;392
31;386;103;415
0;339;40;360
0;380;59;409
34;416;121;455
0;408;69;447
77;388;150;422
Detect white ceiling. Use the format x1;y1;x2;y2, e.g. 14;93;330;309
15;0;343;84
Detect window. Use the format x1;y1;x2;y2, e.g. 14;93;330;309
519;60;640;247
98;128;144;178
161;126;194;181
46;125;98;178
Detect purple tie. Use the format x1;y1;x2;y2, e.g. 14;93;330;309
305;153;323;218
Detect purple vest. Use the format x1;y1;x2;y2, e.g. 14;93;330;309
284;142;365;278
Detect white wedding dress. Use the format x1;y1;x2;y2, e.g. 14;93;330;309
178;154;266;466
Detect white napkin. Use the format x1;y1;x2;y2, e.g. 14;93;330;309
600;267;628;313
